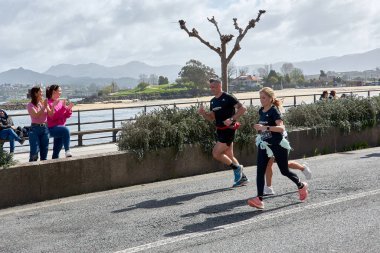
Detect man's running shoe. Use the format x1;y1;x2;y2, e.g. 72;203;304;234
263;185;275;195
302;164;312;180
233;173;249;187
247;197;264;209
299;182;309;201
233;165;242;183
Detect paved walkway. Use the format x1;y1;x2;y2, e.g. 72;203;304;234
12;143;119;164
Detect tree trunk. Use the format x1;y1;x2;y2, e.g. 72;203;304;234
221;43;228;92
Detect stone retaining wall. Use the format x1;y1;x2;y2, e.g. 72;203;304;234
1;126;379;209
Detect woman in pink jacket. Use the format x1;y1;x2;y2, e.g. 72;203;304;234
46;85;73;159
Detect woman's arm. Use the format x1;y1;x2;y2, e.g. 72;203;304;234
45;99;55;117
253;119;285;133
28;103;46;117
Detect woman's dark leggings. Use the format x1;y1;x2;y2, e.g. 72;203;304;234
256;144;301;197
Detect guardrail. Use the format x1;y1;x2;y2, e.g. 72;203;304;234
3;88;380;151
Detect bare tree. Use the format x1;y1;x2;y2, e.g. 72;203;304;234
280;63;294;75
179;10;266;91
227;62;237;82
238;66;249;76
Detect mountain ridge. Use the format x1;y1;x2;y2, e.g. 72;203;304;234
1;48;379;86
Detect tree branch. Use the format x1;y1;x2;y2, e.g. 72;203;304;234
226;10;266;63
233;18;243;35
207;16;222;38
179;19;221;54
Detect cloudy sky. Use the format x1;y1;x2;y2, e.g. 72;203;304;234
0;0;379;73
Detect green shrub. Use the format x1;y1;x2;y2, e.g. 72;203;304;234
285;96;379;133
0;150;16;169
118;96;380;158
118;106;216;159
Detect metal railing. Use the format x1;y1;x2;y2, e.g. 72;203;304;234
3;88;380;150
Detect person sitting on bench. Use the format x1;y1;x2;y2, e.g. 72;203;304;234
0;109;25;155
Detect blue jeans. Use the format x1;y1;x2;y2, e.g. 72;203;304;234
48;125;70;159
0;128;21;152
29;125;49;161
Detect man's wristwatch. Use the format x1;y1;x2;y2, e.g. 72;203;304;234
267;126;270;131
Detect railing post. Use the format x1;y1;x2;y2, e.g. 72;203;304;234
293;96;296;106
112;108;116;142
174;103;176;109
314;94;316;103
144;105;147;115
77;110;82;146
250;98;253;106
368;91;370;98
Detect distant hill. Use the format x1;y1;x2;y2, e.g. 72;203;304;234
0;68;57;84
243;48;380;75
0;67;138;88
1;48;378;86
45;61;181;81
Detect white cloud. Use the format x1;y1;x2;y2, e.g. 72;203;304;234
0;0;378;73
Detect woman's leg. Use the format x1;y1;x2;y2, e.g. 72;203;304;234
39;127;49;160
272;145;302;188
52;137;63;159
28;127;39;161
266;158;275;186
288;160;304;171
62;126;70;152
256;148;269;198
49;126;63;159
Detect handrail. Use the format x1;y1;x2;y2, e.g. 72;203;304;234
3;88;380;149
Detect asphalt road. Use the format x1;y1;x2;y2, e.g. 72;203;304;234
1;147;379;253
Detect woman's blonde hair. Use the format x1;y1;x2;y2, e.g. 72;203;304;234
259;87;283;108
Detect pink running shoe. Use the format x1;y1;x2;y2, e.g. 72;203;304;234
299;182;308;201
247;197;264;209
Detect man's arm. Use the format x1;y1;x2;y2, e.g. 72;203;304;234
198;104;215;122
232;102;247;120
224;102;246;126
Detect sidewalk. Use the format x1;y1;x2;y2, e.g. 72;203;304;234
12;143;119;164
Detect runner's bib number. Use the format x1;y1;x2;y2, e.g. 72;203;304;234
261;130;272;140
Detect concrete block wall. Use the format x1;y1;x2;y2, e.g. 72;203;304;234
0;126;379;209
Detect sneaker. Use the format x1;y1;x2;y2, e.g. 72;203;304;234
298;182;308;201
233;165;242;183
233;173;249;187
19;138;25;145
302;164;312;180
65;150;72;158
263;185;275;195
247;197;264;209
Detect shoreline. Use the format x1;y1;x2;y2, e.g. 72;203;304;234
2;86;379;111
73;86;380;111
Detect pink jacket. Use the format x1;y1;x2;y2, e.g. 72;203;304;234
47;99;72;128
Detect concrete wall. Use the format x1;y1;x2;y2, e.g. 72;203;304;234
1;126;379;209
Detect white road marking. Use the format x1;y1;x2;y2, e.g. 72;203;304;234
114;189;380;253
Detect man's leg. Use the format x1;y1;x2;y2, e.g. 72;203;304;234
212;142;231;165
1;128;21;153
224;142;238;164
224;142;249;185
